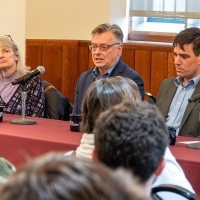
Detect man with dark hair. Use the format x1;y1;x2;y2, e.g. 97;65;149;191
0;152;147;200
93;101;194;198
93;101;167;195
156;27;200;137
72;23;144;114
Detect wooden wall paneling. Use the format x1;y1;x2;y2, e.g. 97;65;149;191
128;33;175;43
151;51;168;97
61;42;78;103
26;40;176;105
26;45;42;70
77;46;89;75
78;41;93;70
167;52;176;78
121;49;135;70
134;50;151;94
123;42;173;52
26;39;80;104
41;45;63;90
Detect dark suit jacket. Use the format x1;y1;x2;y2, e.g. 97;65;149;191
73;59;144;114
156;78;200;137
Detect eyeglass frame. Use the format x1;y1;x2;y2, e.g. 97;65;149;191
4;35;13;42
88;43;121;51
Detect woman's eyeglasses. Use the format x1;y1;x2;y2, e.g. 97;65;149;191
4;35;13;42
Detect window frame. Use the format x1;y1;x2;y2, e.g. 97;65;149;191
128;0;200;42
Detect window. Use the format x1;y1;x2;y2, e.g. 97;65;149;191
129;0;200;42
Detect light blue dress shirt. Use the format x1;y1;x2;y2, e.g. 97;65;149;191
92;59;120;80
166;74;200;135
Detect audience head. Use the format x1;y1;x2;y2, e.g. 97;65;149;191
0;152;147;200
173;27;200;56
93;101;168;184
0;35;30;79
81;76;141;133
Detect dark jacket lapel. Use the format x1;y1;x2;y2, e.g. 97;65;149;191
110;59;124;76
179;81;200;131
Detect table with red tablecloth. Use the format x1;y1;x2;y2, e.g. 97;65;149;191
169;136;200;195
0;114;82;167
0;114;200;194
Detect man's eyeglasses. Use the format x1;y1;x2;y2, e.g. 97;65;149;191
89;43;120;51
4;35;13;42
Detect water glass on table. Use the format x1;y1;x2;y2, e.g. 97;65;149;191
69;114;82;132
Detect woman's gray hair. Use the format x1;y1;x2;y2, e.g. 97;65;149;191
0;36;31;81
81;76;141;133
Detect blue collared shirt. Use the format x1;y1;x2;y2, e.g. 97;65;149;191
166;74;200;135
92;59;120;80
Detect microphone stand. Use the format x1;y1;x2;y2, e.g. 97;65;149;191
187;100;200;149
11;78;36;125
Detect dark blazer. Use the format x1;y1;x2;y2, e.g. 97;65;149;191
156;78;200;138
73;59;144;114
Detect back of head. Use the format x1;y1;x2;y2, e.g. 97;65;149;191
0;35;30;79
0;152;147;200
91;23;124;43
94;101;168;183
173;27;200;56
81;76;141;133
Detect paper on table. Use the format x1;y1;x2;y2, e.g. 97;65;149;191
179;141;199;144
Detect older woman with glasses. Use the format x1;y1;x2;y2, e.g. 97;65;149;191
0;35;45;117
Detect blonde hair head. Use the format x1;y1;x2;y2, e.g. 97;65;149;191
0;36;30;80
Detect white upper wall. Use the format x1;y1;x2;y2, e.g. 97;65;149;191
26;0;110;40
0;0;129;60
110;0;129;41
0;1;26;59
26;0;128;40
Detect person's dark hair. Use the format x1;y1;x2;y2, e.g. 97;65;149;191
94;101;169;183
0;152;147;200
193;36;200;56
81;76;141;133
173;27;200;56
91;23;124;43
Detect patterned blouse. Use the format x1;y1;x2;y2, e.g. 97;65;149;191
0;76;45;117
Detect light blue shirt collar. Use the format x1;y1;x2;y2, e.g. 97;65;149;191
175;74;200;88
92;59;119;80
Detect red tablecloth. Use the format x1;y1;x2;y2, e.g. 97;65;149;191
169;136;200;195
0;115;200;195
0;114;82;167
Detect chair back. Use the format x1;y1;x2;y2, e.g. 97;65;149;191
42;80;73;121
151;184;200;200
144;91;157;104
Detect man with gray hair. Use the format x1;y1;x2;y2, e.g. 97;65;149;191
72;23;144;114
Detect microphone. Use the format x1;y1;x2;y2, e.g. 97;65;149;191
12;66;45;85
188;94;200;103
